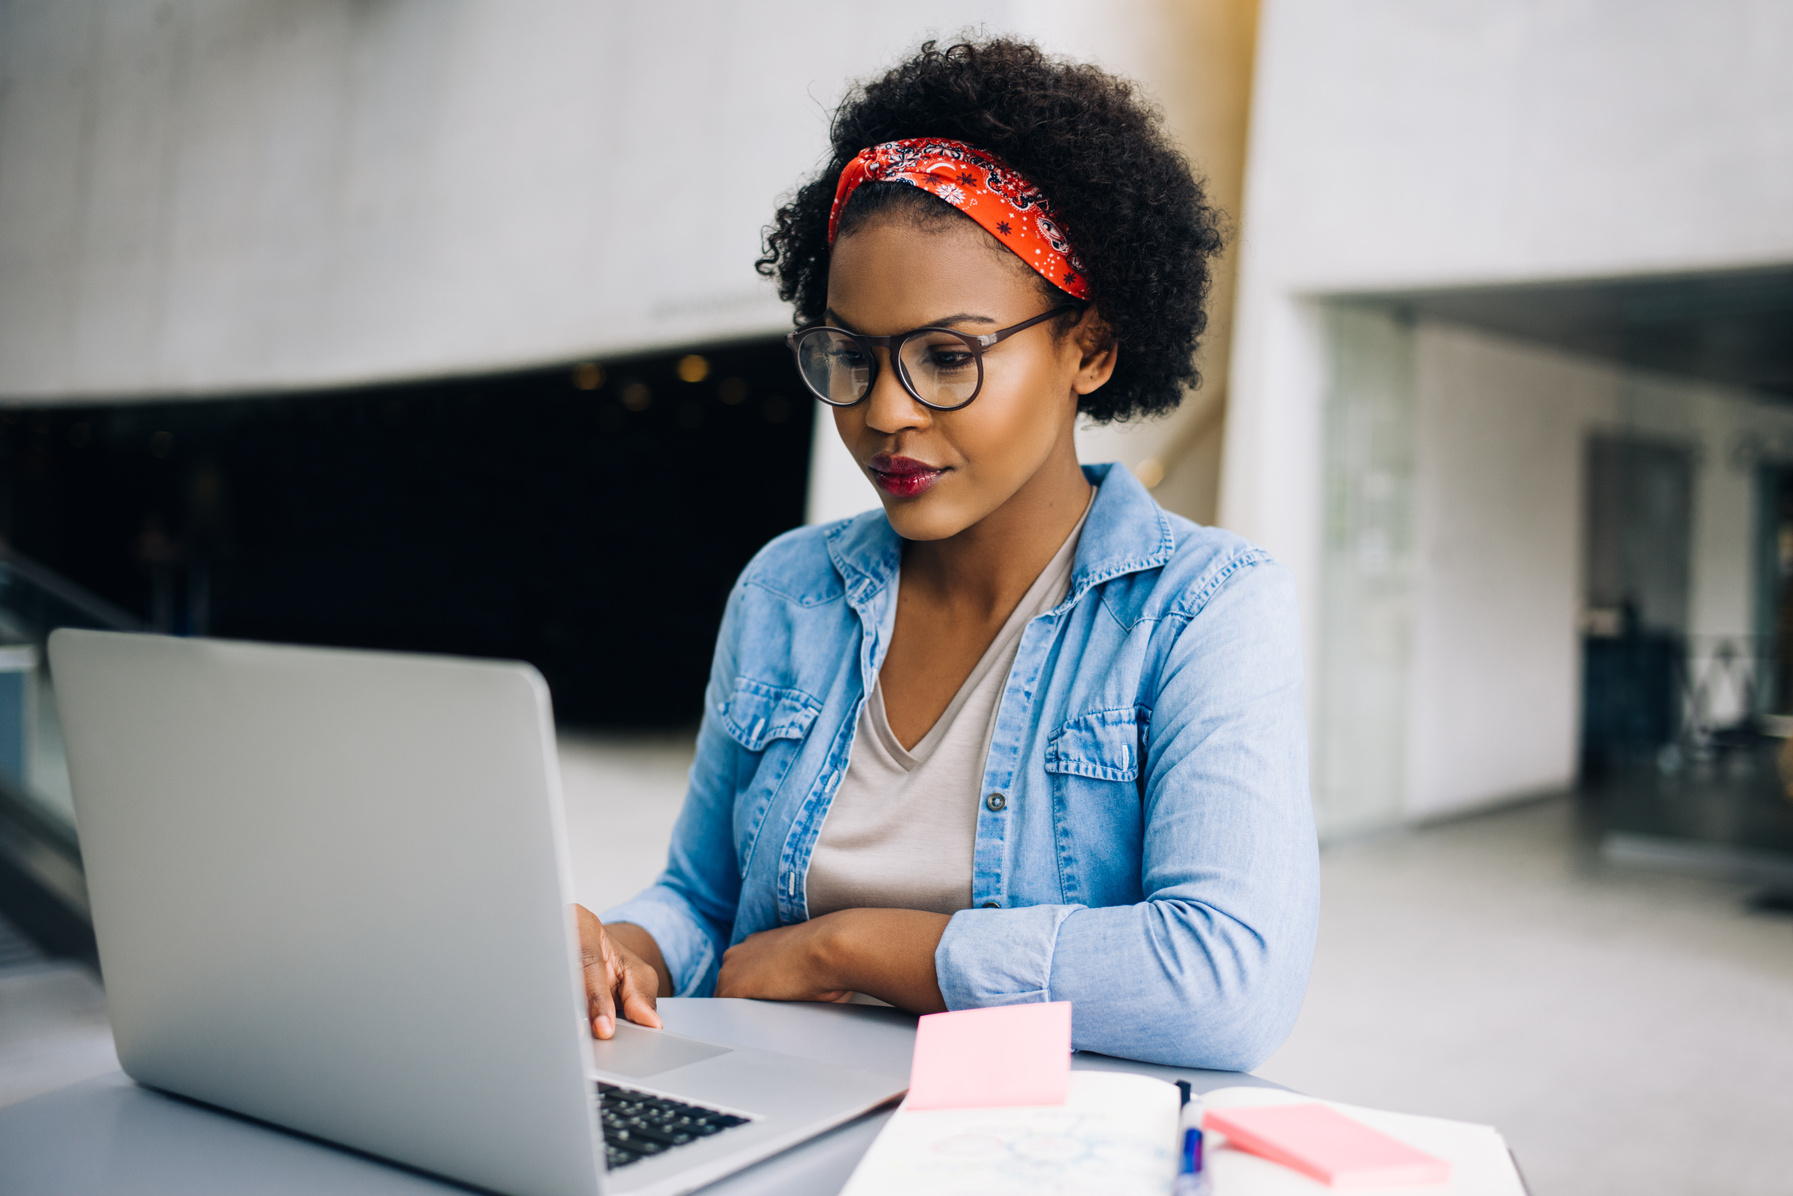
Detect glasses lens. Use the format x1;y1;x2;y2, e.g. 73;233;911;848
898;331;981;409
795;329;873;406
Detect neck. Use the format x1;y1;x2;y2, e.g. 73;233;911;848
900;437;1093;618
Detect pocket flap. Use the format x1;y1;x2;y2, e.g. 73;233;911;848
1044;709;1142;781
723;678;820;751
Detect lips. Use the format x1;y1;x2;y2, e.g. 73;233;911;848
868;453;946;498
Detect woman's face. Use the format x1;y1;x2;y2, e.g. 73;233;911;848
824;213;1113;542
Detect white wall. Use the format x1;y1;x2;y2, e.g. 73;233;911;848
1224;0;1793;646
1405;327;1604;815
1404;323;1793;818
1232;1;1793;303
1224;0;1793;827
0;0;1019;401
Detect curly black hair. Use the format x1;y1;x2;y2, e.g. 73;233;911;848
756;38;1224;424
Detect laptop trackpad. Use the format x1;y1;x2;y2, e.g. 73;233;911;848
591;1021;733;1078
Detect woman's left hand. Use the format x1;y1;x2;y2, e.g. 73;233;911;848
715;915;856;1004
713;907;952;1012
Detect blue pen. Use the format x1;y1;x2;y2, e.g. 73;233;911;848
1172;1082;1210;1196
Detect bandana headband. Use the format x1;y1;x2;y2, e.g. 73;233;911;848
827;138;1090;301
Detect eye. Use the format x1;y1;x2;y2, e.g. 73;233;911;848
922;344;976;371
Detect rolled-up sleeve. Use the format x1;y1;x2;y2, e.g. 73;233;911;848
602;583;748;997
934;558;1318;1071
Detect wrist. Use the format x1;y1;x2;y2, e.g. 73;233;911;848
808;909;861;993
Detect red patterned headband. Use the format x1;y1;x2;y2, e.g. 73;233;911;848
827;138;1090;301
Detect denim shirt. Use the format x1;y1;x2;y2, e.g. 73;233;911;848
604;463;1318;1070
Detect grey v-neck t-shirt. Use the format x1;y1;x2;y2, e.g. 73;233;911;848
805;501;1090;918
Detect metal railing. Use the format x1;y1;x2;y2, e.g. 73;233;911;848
1585;630;1789;776
1679;636;1780;746
0;548;143;960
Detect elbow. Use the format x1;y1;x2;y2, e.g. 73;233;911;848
1052;896;1319;1070
1177;997;1301;1073
1143;915;1314;1072
1071;966;1307;1072
1134;980;1301;1072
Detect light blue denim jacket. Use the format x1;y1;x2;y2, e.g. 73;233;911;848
604;463;1317;1070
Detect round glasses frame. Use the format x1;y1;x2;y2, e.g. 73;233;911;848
784;303;1084;412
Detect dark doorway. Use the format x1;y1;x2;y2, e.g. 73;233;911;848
1754;464;1793;716
1585;435;1693;635
0;340;813;728
1580;435;1694;772
1581;436;1793;863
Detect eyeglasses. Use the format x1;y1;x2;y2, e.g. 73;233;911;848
785;304;1083;412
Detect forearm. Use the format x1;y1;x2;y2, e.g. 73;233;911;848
934;896;1313;1070
608;922;675;998
819;908;951;1013
1050;900;1309;1070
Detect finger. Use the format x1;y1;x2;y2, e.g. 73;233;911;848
574;905;605;966
586;946;620;1039
587;964;618;1038
619;966;662;1030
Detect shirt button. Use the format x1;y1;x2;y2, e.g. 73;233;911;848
985;792;1007;812
981;900;1001;909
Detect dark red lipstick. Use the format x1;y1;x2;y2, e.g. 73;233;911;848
868;453;946;498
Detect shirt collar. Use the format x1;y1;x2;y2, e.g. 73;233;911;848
1064;462;1178;604
824;462;1176;609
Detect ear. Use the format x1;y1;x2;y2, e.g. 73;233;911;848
1070;308;1119;396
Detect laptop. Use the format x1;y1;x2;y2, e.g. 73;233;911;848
49;629;906;1196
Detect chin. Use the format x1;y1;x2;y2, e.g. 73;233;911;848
880;494;972;542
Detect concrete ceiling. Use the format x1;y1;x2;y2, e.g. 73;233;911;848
1352;264;1793;398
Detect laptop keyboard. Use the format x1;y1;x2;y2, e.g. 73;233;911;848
597;1081;751;1170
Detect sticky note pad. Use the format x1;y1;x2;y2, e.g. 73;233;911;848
1205;1103;1452;1187
904;1002;1071;1110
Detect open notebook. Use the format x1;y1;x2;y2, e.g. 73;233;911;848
842;1073;1528;1195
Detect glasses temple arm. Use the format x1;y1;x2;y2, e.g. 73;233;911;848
976;303;1087;347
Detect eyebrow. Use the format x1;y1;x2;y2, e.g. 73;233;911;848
823;308;998;333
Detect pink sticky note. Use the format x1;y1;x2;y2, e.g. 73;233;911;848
1206;1104;1452;1188
904;1002;1072;1110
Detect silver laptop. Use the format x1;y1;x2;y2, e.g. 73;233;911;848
49;629;905;1196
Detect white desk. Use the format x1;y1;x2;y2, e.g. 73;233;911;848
0;998;1281;1195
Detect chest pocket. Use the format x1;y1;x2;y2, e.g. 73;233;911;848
1042;707;1149;908
723;678;820;751
1044;708;1145;782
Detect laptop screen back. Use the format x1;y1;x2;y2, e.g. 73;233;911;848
50;630;606;1196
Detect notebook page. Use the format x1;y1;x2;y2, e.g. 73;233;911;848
841;1070;1180;1196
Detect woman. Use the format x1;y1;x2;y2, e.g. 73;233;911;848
580;39;1317;1071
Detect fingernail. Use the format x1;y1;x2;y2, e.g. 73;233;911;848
596;1015;613;1036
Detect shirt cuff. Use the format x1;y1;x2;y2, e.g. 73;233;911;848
934;903;1082;1008
601;889;721;998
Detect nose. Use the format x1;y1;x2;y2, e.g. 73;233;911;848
862;348;932;435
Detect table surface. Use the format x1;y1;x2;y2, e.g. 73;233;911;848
0;997;1279;1196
